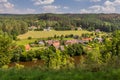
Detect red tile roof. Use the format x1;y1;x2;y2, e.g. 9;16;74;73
25;44;31;51
53;41;60;49
65;40;78;45
82;38;92;42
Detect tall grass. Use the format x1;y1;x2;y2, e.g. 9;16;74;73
0;68;120;80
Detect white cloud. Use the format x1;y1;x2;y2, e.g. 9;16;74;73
63;6;69;9
3;2;14;8
80;0;120;13
75;0;101;2
26;8;36;13
74;0;82;1
89;5;101;12
0;0;15;13
42;5;60;13
90;0;101;2
0;9;3;12
42;5;69;13
104;0;120;6
80;9;90;13
33;0;54;5
0;0;7;3
0;0;14;9
0;0;36;14
114;0;120;6
0;8;36;14
104;0;113;6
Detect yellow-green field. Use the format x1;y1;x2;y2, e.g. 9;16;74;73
15;39;37;45
18;30;91;39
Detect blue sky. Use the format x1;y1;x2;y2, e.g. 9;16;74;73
0;0;120;14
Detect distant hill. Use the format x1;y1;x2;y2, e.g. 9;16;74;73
0;13;120;39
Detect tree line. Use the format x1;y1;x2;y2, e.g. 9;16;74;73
0;14;120;39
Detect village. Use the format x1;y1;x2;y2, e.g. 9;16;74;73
25;27;103;51
1;0;120;79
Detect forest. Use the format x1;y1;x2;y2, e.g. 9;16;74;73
0;13;120;39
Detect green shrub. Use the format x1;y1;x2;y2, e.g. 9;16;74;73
1;65;9;70
28;36;32;40
15;63;24;69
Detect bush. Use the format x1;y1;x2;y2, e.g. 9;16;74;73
15;63;24;69
66;44;84;56
28;36;32;40
1;65;9;70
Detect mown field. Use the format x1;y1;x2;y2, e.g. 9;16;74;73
18;30;91;39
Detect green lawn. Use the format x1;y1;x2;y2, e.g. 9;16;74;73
18;30;91;39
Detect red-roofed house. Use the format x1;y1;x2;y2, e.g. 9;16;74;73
52;41;60;49
46;40;60;49
82;38;93;42
46;40;53;46
65;39;78;45
25;44;31;51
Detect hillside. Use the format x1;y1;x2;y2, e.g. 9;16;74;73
0;13;120;40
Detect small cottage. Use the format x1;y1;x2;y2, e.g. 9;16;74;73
44;27;51;31
46;40;60;49
95;29;100;33
46;40;53;46
52;41;60;49
65;39;78;45
25;44;31;51
77;27;82;31
38;41;45;45
28;26;37;31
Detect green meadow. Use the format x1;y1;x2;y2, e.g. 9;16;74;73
18;30;91;39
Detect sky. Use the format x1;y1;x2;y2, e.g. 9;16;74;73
0;0;120;14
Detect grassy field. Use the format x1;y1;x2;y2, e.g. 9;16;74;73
18;30;91;39
15;39;37;45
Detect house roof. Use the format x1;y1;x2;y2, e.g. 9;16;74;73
65;39;78;45
82;38;92;41
25;44;31;51
52;41;60;49
46;40;60;49
46;40;53;45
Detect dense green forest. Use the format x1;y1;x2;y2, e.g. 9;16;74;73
0;14;120;39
